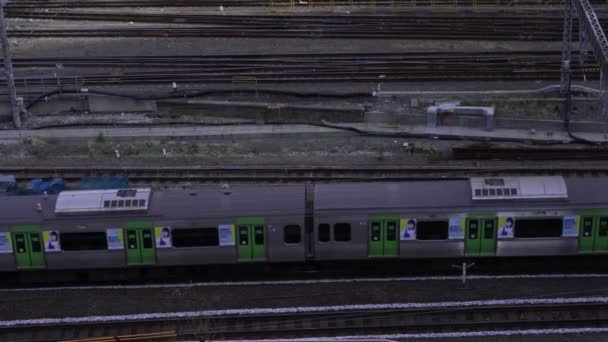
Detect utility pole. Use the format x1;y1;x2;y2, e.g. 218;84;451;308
0;0;21;128
560;0;573;125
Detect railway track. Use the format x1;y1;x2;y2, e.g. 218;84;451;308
5;51;599;86
453;144;608;160
7;11;591;25
4;13;599;40
2;302;607;342
2;165;608;183
3;0;578;8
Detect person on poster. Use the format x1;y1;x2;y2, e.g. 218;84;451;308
402;219;416;240
499;217;514;237
47;231;60;250
158;227;172;247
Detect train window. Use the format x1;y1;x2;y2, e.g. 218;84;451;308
111;200;117;208
513;218;562;238
139;200;146;207
104;201;110;208
599;217;608;236
334;223;351;242
284;225;301;244
61;232;108;251
417;221;449;240
172;228;219;247
318;224;330;242
118;200;124;207
125;200;132;207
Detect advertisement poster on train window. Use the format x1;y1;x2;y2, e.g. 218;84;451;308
106;228;124;250
155;226;172;248
448;217;465;239
497;216;515;238
400;219;416;240
43;230;61;252
218;224;235;246
562;215;579;237
0;232;12;254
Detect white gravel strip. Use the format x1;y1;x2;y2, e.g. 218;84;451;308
1;273;607;292
1;296;607;328
226;327;608;340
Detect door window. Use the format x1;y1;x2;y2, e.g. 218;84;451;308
142;230;153;249
15;233;26;253
386;221;397;241
469;220;478;239
238;226;249;245
599;217;608;236
484;220;494;239
371;222;381;241
30;234;42;252
254;225;265;245
583;218;593;237
127;231;138;249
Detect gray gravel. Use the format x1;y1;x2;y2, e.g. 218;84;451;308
1;277;608;321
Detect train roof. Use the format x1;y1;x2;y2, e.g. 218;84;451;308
0;184;305;226
2;176;608;227
313;176;608;212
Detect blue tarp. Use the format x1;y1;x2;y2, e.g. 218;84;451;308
0;175;17;195
19;177;66;195
79;176;129;190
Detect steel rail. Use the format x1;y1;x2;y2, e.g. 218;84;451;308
2;303;608;342
2;165;608;183
1;0;590;7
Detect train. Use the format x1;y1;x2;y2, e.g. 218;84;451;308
0;175;607;272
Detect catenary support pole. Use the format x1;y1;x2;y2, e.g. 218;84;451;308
0;1;20;128
560;0;573;124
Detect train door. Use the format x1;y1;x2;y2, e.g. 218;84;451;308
579;216;608;252
13;225;45;269
466;215;496;256
368;215;399;257
596;217;608;251
237;217;267;261
125;221;156;265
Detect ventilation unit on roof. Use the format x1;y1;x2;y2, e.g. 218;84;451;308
469;176;567;201
55;188;151;214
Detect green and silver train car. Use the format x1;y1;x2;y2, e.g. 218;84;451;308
0;176;607;272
